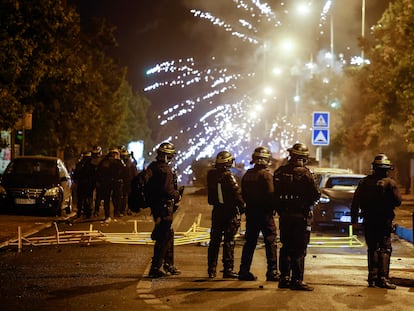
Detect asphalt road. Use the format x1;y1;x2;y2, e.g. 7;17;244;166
0;187;413;311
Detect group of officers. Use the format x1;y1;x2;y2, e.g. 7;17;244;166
72;145;138;222
207;143;319;291
72;141;402;292
205;143;402;291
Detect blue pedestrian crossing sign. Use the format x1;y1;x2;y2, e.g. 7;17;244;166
313;112;329;128
312;129;329;146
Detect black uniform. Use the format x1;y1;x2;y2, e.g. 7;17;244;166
273;161;320;289
146;159;181;276
207;167;244;278
239;164;279;281
351;172;402;288
95;153;125;220
72;154;96;218
120;156;138;215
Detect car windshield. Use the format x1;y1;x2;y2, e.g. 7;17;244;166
6;159;57;176
325;177;361;188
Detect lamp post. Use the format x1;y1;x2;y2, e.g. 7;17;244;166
361;0;366;61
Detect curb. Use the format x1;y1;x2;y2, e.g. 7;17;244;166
395;225;414;244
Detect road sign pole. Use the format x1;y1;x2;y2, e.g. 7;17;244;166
316;146;322;167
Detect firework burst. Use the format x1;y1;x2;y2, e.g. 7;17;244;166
144;1;334;182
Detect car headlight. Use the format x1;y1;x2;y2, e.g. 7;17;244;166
318;194;330;204
44;187;61;197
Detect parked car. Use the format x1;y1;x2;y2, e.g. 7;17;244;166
313;173;365;229
309;167;354;188
0;156;72;216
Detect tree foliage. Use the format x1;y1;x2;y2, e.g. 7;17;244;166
338;0;414;179
0;0;151;160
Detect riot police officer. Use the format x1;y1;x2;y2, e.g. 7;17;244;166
147;142;182;278
90;145;103;217
351;153;402;289
72;151;93;218
238;146;279;282
120;147;138;215
273;143;320;291
207;151;244;279
95;148;125;221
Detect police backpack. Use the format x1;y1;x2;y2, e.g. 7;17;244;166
129;168;152;212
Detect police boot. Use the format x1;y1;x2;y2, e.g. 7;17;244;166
238;271;257;281
148;267;166;278
376;277;396;289
163;263;181;276
291;255;305;287
278;276;291;289
222;239;237;279
367;249;379;287
208;268;217;279
376;251;396;289
290;280;314;291
278;252;291;288
266;270;280;282
265;243;279;282
223;263;238;279
223;269;239;279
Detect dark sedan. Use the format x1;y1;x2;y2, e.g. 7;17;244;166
0;155;72;216
313;173;365;229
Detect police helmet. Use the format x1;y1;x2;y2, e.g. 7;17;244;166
109;147;119;154
372;153;393;171
288;143;309;158
251;146;271;165
91;145;102;156
215;151;234;169
157;142;176;161
157;142;175;155
120;148;130;158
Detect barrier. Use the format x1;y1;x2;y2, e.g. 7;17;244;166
9;214;212;251
8;215;363;251
309;225;364;248
11;223;104;252
101;213;212;245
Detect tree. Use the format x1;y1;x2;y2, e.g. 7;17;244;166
339;0;414;179
1;1;152;161
0;0;80;130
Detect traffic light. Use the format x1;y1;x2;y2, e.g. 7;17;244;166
15;130;23;143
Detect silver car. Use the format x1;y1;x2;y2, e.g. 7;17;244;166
313;173;365;229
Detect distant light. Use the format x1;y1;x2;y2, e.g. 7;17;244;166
264;86;273;95
350;56;371;66
325;52;333;59
305;62;315;70
298;124;307;130
293;95;300;102
128;141;144;170
272;67;282;75
280;39;295;53
330;100;340;109
296;3;311;15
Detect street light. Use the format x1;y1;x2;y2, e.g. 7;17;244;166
361;0;366;61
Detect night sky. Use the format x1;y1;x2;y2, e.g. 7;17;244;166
76;0;394;175
78;0;392;95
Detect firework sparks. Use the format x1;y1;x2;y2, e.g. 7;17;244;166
144;1;342;183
